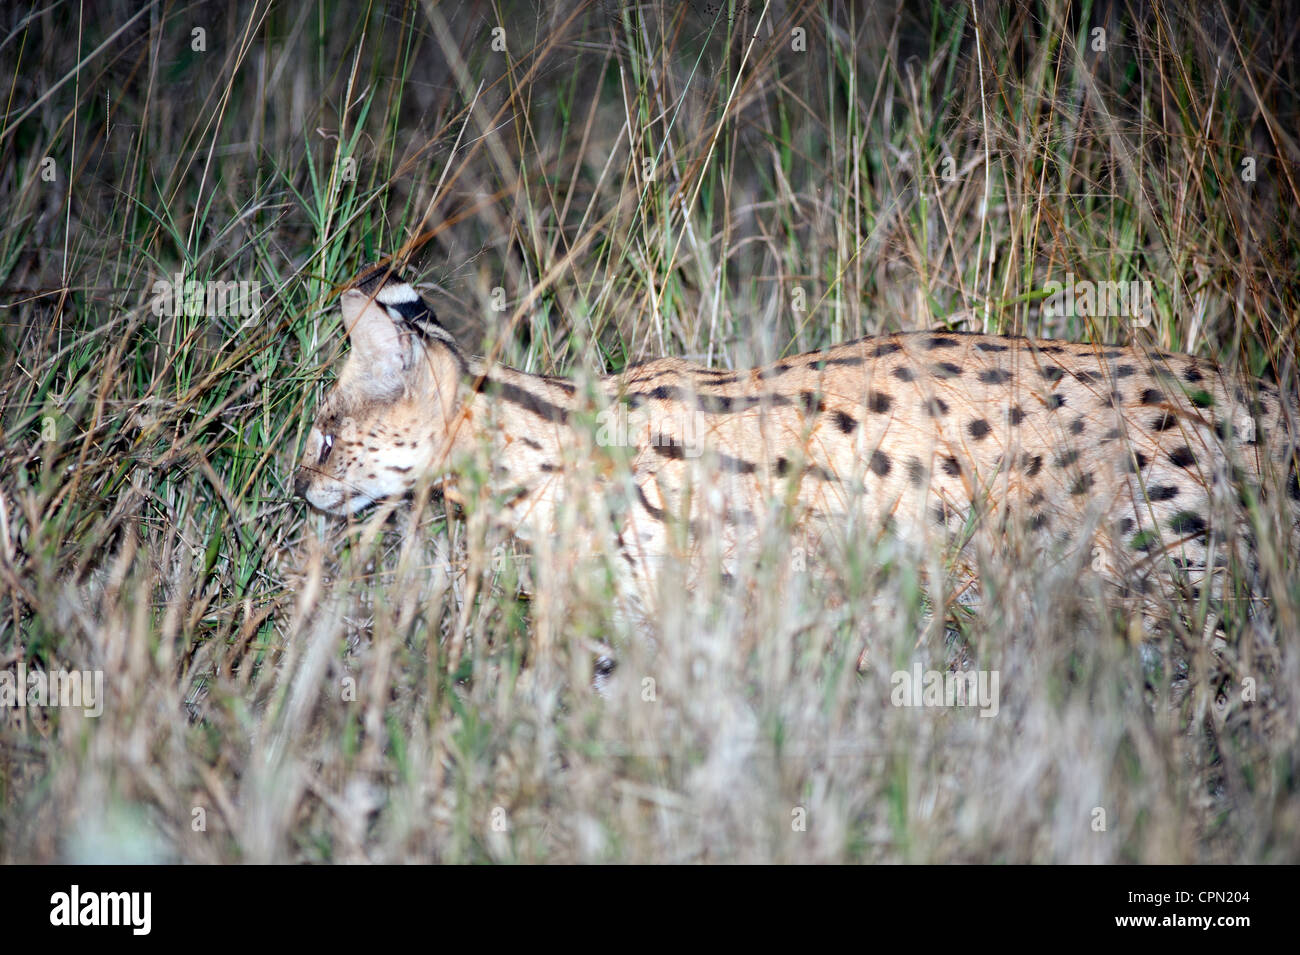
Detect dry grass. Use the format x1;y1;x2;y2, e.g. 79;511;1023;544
1;0;1298;863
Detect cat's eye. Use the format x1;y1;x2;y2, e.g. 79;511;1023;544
318;433;334;464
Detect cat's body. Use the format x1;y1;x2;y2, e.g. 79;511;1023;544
296;264;1299;615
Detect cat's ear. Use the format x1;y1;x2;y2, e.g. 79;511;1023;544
341;288;409;384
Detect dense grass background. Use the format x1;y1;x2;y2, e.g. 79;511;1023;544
1;0;1298;863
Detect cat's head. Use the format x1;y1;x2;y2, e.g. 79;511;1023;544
294;264;467;514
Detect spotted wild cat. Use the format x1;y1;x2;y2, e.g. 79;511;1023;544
296;263;1299;616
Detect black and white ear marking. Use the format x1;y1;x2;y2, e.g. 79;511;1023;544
375;282;457;347
342;264;466;383
374;280;419;307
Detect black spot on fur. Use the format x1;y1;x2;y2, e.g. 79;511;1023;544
655;440;754;474
758;361;794;380
1008;405;1025;425
923;397;949;417
800;391;825;414
626;386;790;414
1069;418;1086;435
1046;394;1066;410
978;369;1012;385
1140;388;1163;405
1070;473;1095;495
481;377;571;424
1169;445;1196;468
654;441;686;460
1115;365;1136;378
940;455;961;477
976;342;1009;352
1147;484;1179;501
968;418;991;440
891;366;916;382
1040;366;1065;382
868;391;893;413
1168;511;1207;536
907;457;925;486
927;337;959;349
1130;530;1158;551
870;450;892;477
1126;451;1148;472
636;485;666;521
1022;453;1043;477
1055;449;1080;468
834;410;858;434
932;362;962;379
1151;412;1177;431
872;342;902;356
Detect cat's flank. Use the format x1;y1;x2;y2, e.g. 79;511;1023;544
296;264;1298;611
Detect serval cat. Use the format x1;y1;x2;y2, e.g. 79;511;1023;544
295;263;1299;636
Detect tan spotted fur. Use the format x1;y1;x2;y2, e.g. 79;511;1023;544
296;265;1299;612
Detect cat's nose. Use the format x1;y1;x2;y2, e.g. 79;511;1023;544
293;471;309;499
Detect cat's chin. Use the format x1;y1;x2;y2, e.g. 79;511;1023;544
303;488;372;516
339;494;376;516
